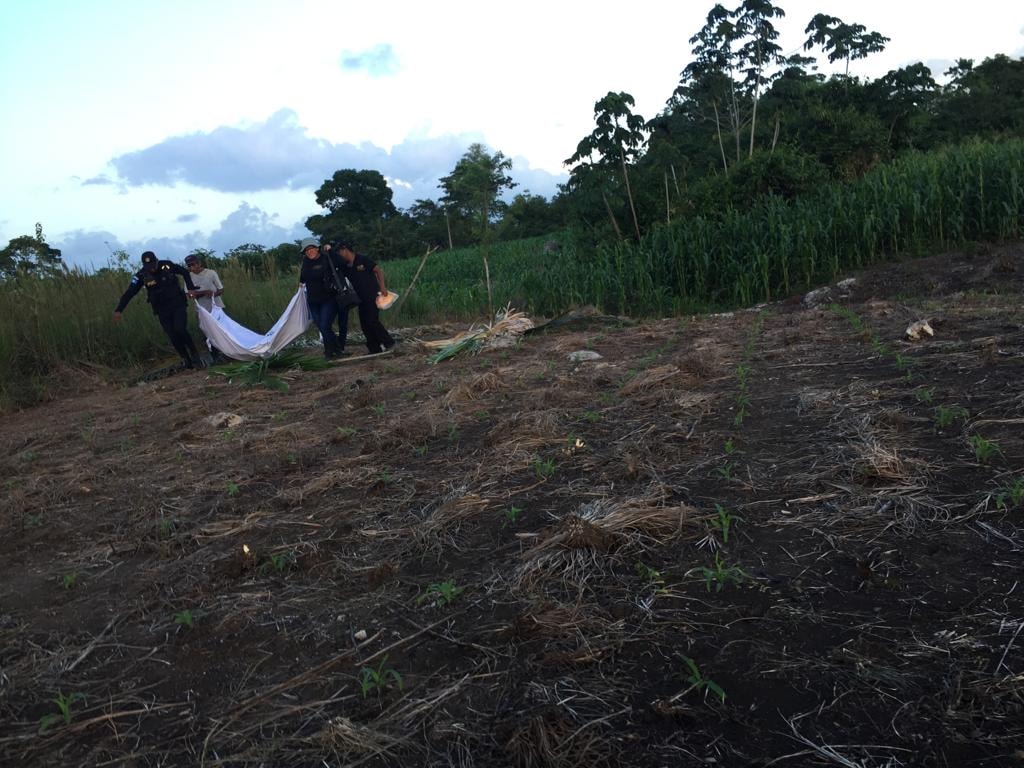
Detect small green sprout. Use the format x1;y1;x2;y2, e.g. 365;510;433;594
226;482;240;497
357;656;403;698
62;573;77;590
173;609;194;629
681;656;726;703
503;505;522;527
968;434;1003;463
934;405;969;429
417;580;464;607
534;458;556;480
38;691;85;733
711;504;742;545
698;554;748;593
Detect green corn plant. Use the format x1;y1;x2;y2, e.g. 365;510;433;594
968;434;1003;463
714;461;737;481
914;386;935;404
711;504;742;545
38;691;86;733
417;580;464;607
934;405;969;429
635;561;665;587
358;656;403;698
698;554;749;593
62;573;77;590
226;482;240;497
995;477;1024;510
263;551;296;575
681;656;726;703
534;458;556;480
173;609;194;629
503;505;522;527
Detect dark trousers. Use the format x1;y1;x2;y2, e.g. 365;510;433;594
308;298;340;353
357;301;394;354
335;303;350;351
157;306;199;362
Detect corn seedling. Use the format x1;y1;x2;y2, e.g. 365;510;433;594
583;410;601;423
968;435;1003;463
417;580;464;607
995;477;1024;510
503;505;522;527
226;482;240;497
38;691;86;733
173;609;194;629
934;405;969;429
62;572;77;590
371;403;386;417
914;387;935;404
714;461;737;481
711;504;742;545
697;554;748;593
263;551;297;575
357;656;403;698
635;561;665;587
724;439;736;455
534;458;556;480
336;426;356;438
681;656;726;703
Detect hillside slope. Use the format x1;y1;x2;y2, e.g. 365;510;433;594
1;244;1022;767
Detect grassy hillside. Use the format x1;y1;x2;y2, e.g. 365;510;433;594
1;138;1022;409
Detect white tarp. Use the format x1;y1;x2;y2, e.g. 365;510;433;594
195;288;312;361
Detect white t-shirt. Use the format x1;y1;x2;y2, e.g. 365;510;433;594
190;268;225;312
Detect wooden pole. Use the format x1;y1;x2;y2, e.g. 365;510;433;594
393;244;438;314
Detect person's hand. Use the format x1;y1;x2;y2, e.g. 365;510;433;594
113;311;123;324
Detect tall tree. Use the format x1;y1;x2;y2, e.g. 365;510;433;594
803;14;889;78
438;143;516;241
0;223;63;280
567;91;647;240
305;169;398;251
734;0;787;157
439;143;517;316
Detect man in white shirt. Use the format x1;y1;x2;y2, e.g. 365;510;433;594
185;253;227;362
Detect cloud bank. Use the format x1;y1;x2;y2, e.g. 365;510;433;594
108;109;566;208
340;43;400;76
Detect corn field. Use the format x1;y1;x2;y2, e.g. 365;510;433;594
1;138;1021;408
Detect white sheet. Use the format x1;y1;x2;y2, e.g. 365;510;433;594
195;287;312;361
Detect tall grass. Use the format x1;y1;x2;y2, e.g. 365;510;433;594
1;138;1022;408
576;138;1024;313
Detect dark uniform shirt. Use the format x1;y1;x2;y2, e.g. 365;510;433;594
343;254;379;303
300;253;345;303
115;261;196;314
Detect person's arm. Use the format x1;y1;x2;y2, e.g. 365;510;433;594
113;274;143;320
169;262;197;291
372;264;387;295
211;271;224;298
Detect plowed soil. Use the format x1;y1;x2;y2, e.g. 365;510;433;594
1;244;1023;767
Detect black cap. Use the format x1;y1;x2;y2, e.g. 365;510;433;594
141;251;157;264
336;240;354;251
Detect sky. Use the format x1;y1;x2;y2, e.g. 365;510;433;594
1;1;1022;270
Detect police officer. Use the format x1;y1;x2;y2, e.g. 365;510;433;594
336;240;395;354
113;251;203;370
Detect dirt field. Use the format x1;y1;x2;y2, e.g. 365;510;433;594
1;244;1022;767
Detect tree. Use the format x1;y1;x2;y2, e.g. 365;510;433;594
0;223;64;279
439;143;517;242
439;143;517;316
567;92;647;240
734;0;787;157
305;169;399;252
803;14;889;78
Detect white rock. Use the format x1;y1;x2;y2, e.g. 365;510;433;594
354;629;368;641
568;350;603;362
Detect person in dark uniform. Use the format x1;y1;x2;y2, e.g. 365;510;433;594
297;237;346;359
337;241;395;354
113;251;203;370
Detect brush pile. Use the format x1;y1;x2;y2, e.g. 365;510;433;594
424;306;535;363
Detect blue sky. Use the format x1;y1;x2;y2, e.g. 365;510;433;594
1;0;1022;269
